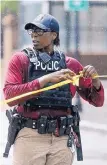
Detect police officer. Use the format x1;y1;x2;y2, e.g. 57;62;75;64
3;14;104;165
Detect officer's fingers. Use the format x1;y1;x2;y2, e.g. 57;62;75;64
88;69;98;78
83;66;88;77
66;74;73;80
65;69;76;76
59;75;67;81
86;66;97;78
83;65;93;77
60;69;75;79
61;69;74;74
85;67;94;77
59;75;64;80
60;69;68;74
83;65;92;71
69;71;76;77
59;73;71;81
83;65;91;73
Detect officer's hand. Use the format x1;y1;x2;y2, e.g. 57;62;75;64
48;69;76;83
83;65;101;89
83;65;98;78
38;69;76;88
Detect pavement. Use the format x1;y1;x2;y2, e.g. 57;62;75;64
73;130;107;165
0;80;107;165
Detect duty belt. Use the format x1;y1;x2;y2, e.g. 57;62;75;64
21;115;74;136
3;107;83;161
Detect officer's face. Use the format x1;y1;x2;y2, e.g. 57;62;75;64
28;28;57;50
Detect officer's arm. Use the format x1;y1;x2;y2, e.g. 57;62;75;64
77;77;104;107
66;57;104;107
38;75;51;88
3;52;49;106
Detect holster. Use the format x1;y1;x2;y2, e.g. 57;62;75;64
3;109;22;158
71;105;83;161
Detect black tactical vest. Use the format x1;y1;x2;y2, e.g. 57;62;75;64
23;48;72;110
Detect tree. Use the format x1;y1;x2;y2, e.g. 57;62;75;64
0;0;19;14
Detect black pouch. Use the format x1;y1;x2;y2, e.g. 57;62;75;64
59;117;67;136
37;116;47;134
47;119;57;133
65;115;74;135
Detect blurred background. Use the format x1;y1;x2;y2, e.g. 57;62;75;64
0;0;107;165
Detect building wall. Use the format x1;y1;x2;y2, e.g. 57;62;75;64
67;53;107;76
80;55;107;76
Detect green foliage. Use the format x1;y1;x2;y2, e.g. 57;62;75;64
0;0;19;13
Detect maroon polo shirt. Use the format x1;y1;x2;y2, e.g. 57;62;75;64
3;51;104;118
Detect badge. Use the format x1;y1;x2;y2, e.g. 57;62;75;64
30;56;38;64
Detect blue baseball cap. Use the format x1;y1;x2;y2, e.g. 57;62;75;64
25;14;59;33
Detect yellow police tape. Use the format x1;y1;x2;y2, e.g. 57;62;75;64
1;72;107;105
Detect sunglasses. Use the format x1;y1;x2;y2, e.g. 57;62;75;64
27;29;52;36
